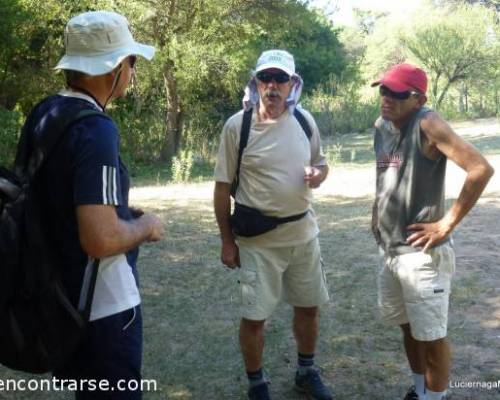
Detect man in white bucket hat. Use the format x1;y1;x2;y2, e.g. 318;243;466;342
214;49;332;400
20;11;162;399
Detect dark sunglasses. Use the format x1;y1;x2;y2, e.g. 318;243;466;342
256;71;291;84
379;85;420;100
128;55;137;69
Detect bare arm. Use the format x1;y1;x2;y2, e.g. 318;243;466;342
76;205;163;259
214;182;239;268
371;199;382;245
407;112;494;251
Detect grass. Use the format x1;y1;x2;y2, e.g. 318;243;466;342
0;118;499;399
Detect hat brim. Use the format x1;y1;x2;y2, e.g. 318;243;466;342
371;78;413;93
54;41;155;76
256;63;294;77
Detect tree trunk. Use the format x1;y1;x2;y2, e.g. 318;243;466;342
464;84;468;113
458;83;465;113
432;74;440;108
160;61;181;161
495;86;498;116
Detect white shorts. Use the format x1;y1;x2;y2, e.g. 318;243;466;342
377;243;455;341
237;237;330;321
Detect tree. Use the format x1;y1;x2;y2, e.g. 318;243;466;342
137;0;347;161
403;4;498;109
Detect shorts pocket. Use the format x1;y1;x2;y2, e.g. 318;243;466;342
238;269;258;306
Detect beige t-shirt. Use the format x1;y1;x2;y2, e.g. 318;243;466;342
214;108;327;248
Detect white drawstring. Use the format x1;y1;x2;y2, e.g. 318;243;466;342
122;306;136;331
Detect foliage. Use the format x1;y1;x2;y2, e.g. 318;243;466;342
403;4;499;109
0;0;499;180
302;74;379;136
0;108;23;166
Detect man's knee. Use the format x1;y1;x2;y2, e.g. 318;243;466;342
240;318;266;334
424;337;448;353
294;306;319;319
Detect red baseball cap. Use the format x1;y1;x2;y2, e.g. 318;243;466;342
371;63;427;94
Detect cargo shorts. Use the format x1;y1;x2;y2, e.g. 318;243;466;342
378;243;455;341
237;237;330;321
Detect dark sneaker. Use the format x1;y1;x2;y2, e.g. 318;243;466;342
248;381;271;400
404;386;420;400
295;369;333;400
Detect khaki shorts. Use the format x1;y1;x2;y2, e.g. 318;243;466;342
378;243;455;341
237;237;330;321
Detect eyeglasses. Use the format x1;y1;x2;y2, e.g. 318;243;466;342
128;55;137;69
379;86;421;100
256;71;291;84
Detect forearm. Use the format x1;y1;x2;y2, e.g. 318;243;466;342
77;205;159;259
442;164;494;232
214;182;235;243
110;215;156;255
371;199;381;244
85;215;155;258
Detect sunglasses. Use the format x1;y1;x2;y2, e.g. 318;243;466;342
128;55;137;69
379;86;420;100
256;71;291;84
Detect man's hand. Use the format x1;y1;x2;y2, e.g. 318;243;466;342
304;165;328;188
406;219;453;252
221;240;240;269
141;213;163;242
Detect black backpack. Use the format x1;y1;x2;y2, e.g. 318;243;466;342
230;107;312;197
0;102;105;373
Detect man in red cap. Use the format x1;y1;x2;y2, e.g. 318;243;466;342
371;63;493;400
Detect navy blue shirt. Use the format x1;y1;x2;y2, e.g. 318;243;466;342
27;94;139;311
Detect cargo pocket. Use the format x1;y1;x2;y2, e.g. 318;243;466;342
238;269;258;307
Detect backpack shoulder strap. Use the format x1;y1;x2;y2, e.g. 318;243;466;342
231;108;253;197
293;108;312;140
32;109;108;176
16;107;108;179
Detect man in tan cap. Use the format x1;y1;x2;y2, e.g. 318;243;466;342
371;63;493;400
21;11;162;399
214;49;332;400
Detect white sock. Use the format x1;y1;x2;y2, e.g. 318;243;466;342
412;373;426;398
426;388;446;400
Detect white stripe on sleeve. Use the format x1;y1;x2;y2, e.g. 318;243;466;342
112;167;118;204
102;166;108;205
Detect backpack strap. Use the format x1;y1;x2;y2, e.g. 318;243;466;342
18;106;107;320
29;109;108;179
293;108;312;140
230;108;253;197
81;259;101;321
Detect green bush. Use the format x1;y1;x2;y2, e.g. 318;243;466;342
108;100;164;168
0;108;23;167
302;76;379;137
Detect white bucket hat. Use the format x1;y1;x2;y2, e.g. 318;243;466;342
54;11;155;76
255;49;295;76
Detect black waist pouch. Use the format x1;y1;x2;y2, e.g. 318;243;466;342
230;203;307;237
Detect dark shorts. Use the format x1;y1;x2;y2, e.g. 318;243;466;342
55;306;143;400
